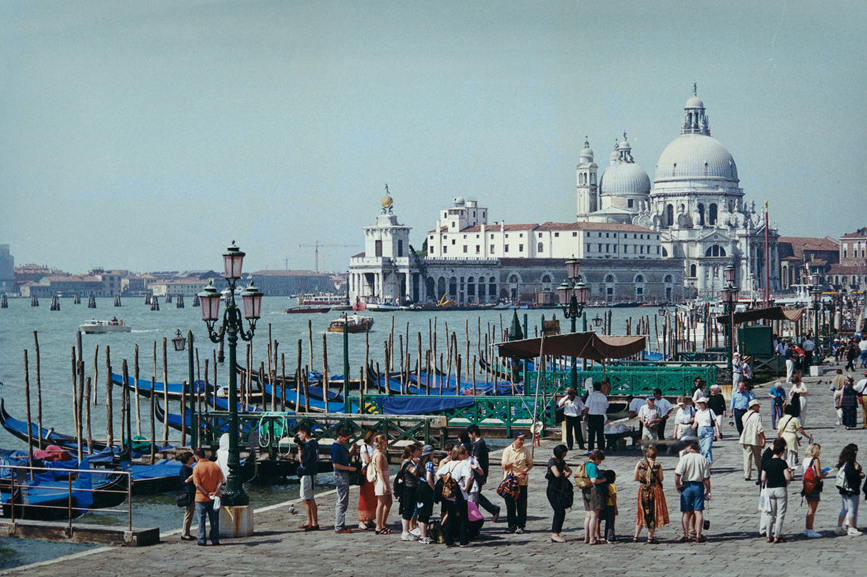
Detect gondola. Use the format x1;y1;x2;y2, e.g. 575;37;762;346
0;397;107;453
111;373;212;399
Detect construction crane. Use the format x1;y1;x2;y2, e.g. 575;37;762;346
298;241;355;272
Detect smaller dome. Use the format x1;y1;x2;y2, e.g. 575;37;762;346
686;95;704;109
600;162;651;197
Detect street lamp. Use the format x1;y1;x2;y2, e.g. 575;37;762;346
172;329;186;352
198;242;263;507
720;265;739;384
558;258;589;390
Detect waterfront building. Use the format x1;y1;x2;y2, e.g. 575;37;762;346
827;227;867;293
249;269;337;297
632;89;780;299
777;237;839;290
0;244;14;294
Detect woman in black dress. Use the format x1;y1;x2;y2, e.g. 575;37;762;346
546;444;572;543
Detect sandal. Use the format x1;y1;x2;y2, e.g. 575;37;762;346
774;537;787;543
695;535;707;543
677;536;689;543
647;538;659;544
377;527;392;535
632;536;640;543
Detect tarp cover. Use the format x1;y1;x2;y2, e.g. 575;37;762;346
716;306;805;325
495;332;646;361
376;396;475;415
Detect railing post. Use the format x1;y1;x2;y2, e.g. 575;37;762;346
10;472;15;523
128;471;133;532
67;475;73;535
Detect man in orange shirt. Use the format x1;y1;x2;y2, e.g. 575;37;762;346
192;448;223;546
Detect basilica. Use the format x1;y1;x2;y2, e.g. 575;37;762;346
347;90;780;305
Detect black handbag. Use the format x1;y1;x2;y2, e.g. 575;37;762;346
176;489;192;508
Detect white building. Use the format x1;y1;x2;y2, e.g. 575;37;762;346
633;90;780;298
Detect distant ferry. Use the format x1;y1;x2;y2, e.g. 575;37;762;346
80;318;132;334
296;293;348;306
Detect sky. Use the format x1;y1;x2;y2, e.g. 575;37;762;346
2;0;865;275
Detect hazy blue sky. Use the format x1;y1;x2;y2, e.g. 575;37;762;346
2;1;865;274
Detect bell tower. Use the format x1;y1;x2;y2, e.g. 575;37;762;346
576;137;598;220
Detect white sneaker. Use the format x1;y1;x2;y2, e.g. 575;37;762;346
401;532;417;541
847;527;862;536
418;536;432;545
804;529;822;538
410;527;421;537
834;527;846;535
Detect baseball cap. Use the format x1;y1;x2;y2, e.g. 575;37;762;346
513;431;525;439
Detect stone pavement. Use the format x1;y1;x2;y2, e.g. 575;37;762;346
3;364;866;577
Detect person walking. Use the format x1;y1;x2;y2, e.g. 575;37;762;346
854;371;867;428
436;445;472;547
356;429;377;530
372;433;392;534
694;397;720;465
558;387;587;451
671;397;696;454
768;381;787;429
674;441;711;543
178;451;196;541
638;396;662;443
802;335;816;367
585;381;609;454
788;375;809;425
706;385;727;436
192;448;223;546
399;443;422;541
835;443;865;536
739;399;765;482
761;438;793;543
296;424;320;531
652;389;674;440
467;425;501;522
777;405;812;469
841;377;860;429
730;380;755;437
546;444;572;543
501;431;532;534
331;428;356;534
784;342;796;382
732;352;744;390
582;449;607;545
802;443;827;538
632;446;669;544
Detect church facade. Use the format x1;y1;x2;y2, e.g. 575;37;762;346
348;91;778;305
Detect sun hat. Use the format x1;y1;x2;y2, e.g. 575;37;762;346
421;445;435;456
696;396;708;404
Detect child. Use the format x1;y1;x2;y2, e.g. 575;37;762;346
601;469;618;543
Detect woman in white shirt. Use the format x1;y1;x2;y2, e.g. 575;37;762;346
672;397;697;441
694;397;720;465
436;446;472;546
788;375;809;426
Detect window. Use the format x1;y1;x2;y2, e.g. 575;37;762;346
628;199;634;208
451;239;456;245
537;242;543;253
375;240;382;257
697;203;705;226
665;204;674;227
518;244;523;252
490;244;494;253
664;274;673;283
429;246;434;254
475;245;480;254
555;232;560;237
398;240;404;257
573;232;577;237
708;204;718;225
463;246;467;253
605;274;615;283
705;245;726;257
505;244;509;253
635;274;644;283
443;246;447;254
690;264;697;277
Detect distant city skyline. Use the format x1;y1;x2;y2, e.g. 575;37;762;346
2;1;865;274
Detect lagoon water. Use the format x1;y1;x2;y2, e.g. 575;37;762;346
0;296;655;568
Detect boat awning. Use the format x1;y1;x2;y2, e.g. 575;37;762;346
495;332;646;361
717;306;806;325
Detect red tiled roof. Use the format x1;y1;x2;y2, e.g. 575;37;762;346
827;264;867;274
778;236;839;252
841;228;867;239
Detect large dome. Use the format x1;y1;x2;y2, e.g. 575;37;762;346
654;133;738;183
600;162;651;196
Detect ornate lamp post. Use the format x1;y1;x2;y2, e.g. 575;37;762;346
198;242;263;507
558;258;589;389
721;265;740;383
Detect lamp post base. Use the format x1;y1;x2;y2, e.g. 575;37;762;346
219;505;254;537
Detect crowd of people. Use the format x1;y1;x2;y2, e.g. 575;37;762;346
177;333;867;547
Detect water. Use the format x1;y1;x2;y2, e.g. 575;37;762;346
0;296;653;568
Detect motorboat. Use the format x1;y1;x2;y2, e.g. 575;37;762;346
79;318;131;334
327;314;374;333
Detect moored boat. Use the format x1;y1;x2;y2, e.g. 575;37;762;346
80;317;131;334
327;314;374;333
285;306;331;314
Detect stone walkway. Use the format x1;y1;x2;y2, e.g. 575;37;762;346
3;364;866;576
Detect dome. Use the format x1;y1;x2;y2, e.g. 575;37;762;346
654;133;738;182
685;95;704;109
600;161;651;196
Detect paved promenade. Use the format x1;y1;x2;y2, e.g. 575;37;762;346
3;365;866;577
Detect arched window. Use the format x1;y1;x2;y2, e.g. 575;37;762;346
537;242;543;253
664;274;673;283
467;277;475;299
705;245;726;257
449;277;457;297
437;277;446;298
689;264;697;277
634;274;644;283
605;274;615;283
665;204;674;228
397;239;404;257
697;203;705;226
662;247;668;257
708;203;718;225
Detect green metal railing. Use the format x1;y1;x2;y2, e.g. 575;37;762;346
526;363;718;397
192;411;447;450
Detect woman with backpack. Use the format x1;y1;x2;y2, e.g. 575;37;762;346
436;445;472;547
632;446;669;543
835;443;865;536
801;443;827;538
546;444;573;543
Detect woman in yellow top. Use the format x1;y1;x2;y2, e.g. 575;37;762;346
777;404;812;468
501;431;533;534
